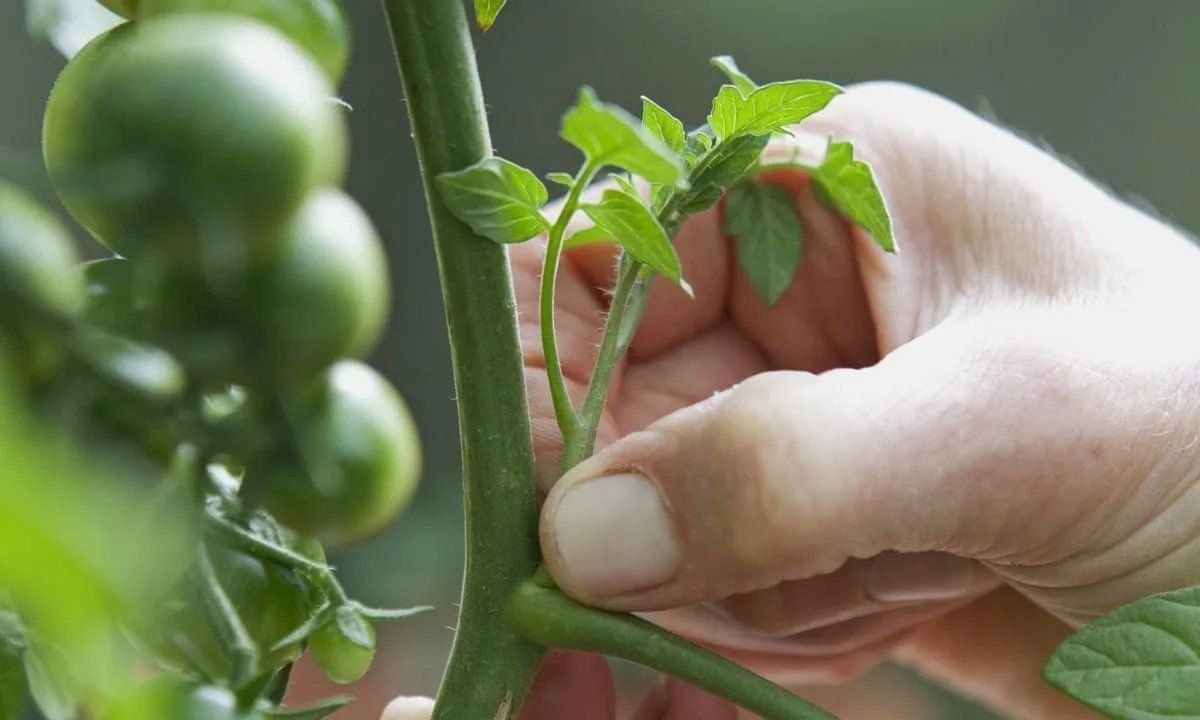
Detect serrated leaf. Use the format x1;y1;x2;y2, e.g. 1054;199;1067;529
582;190;688;293
725;180;803;305
331;606;374;650
708;80;842;141
436;157;550;244
25;0;123;59
473;0;506;31
546;172;574;187
263;697;353;720
562;88;684;186
1044;585;1200;719
813;141;894;251
679;133;770;215
23;644;76;720
710;56;757;96
641;98;685;154
565;225;613;249
204;512;331;573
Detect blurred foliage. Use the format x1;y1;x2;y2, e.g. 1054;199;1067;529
2;1;1195;717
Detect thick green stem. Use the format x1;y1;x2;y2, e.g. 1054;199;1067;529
382;1;544;718
541;161;600;446
508;579;836;720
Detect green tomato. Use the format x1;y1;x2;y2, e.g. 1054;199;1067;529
132;542;310;683
0;182;83;378
104;679;265;720
43;17;346;259
248;190;389;376
247;361;421;547
140;0;351;84
310;606;375;684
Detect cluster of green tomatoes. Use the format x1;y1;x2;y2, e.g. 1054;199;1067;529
0;0;421;717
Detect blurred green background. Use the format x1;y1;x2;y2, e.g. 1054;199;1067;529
2;1;1196;717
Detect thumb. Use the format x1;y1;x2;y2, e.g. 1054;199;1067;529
540;316;1113;610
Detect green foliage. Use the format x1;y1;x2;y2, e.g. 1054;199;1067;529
709;55;757;96
473;0;506;31
562;88;684;186
725;180;804;305
1045;585;1200;719
582;189;688;292
436;157;550;244
641;97;686;154
708;80;842;140
678;133;770;215
813;140;895;251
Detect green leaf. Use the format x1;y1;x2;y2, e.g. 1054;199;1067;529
25;0;123;59
204;512;332;573
725;180;803;306
709;56;757;96
473;0;506;31
640;98;686;154
679;133;770;215
436;157;550;244
564;225;613;249
708;80;842;141
1044;585;1200;719
582;190;688;293
72;329;186;402
813;141;894;251
263;697;354;720
561;88;684;186
331;606;374;650
546;172;574;187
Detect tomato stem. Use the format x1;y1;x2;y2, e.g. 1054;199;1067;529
381;0;545;718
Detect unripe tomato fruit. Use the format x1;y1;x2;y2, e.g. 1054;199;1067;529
43;17;347;259
248;190;389;376
0;183;83;378
310;606;375;684
140;0;352;84
247;361;422;547
131;542;309;683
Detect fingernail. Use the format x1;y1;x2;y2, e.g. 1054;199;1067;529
380;697;435;720
550;472;681;598
866;552;976;603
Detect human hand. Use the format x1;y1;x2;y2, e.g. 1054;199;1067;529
517;82;1200;718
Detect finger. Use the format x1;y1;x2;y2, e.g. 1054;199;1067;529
380;697;435;720
632;678;737;720
540;314;1124;609
517;650;615;720
894;587;1107;719
715;554;1000;638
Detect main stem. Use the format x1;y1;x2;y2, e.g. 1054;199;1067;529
382;1;545;718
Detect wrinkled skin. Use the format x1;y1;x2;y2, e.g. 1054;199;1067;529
388;83;1200;718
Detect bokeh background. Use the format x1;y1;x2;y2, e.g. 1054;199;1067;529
3;1;1197;717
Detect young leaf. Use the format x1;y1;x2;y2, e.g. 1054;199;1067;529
565;225;613;249
813;141;894;251
263;697;354;720
1044;585;1200;719
25;0;123;59
23;643;76;720
708;80;842;141
562;88;684;186
641;97;686;154
725;180;803;306
436;157;550;244
582;189;689;293
546;172;574;187
710;56;757;96
351;603;433;621
473;0;506;31
679;133;770;214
